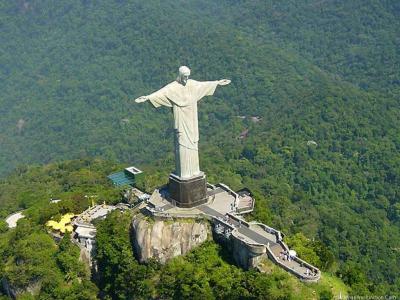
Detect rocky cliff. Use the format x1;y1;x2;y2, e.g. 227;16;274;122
131;216;209;263
1;277;41;299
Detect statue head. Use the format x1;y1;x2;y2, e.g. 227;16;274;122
177;66;191;85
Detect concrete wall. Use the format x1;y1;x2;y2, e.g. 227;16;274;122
231;235;266;270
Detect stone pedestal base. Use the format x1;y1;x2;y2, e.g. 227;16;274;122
168;173;207;208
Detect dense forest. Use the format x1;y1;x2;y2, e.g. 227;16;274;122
0;159;346;299
1;0;400;298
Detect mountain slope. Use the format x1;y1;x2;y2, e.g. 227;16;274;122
1;0;399;295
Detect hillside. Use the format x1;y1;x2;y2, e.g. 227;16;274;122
215;0;400;95
2;0;398;178
0;159;347;299
1;0;400;296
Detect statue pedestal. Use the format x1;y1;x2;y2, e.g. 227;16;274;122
168;173;207;208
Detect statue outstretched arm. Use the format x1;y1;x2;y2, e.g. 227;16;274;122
134;86;173;108
194;79;231;102
218;79;231;86
134;96;149;103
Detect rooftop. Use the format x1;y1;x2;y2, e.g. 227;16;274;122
75;226;96;239
108;165;142;186
74;204;116;225
46;213;76;233
108;171;135;186
125;166;143;175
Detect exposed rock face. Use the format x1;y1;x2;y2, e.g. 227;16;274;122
1;277;41;299
131;217;209;263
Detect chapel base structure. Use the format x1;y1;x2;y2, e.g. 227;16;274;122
168;173;207;208
138;182;321;282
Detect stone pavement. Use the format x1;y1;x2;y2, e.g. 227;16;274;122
5;212;25;228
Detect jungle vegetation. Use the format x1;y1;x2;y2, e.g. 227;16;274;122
0;0;399;298
0;159;345;299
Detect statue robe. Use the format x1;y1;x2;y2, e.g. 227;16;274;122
146;79;219;179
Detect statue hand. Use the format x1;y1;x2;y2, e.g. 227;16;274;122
134;96;148;103
218;79;231;86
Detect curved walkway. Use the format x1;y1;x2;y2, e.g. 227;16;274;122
5;211;25;228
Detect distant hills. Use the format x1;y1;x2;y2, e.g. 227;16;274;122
1;0;399;295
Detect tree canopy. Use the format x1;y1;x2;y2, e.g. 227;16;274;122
1;0;399;297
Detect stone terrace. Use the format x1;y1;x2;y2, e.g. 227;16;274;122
143;183;321;282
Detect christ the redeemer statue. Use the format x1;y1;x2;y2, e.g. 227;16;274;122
135;66;230;179
134;66;230;208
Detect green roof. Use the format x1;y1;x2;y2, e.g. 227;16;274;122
107;171;135;186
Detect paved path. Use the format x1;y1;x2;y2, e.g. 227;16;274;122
199;205;277;246
5;212;25;228
199;204;318;280
237;226;277;246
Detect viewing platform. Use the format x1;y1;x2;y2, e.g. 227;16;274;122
71;203;129;266
140;183;321;282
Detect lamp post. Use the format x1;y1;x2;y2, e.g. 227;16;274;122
85;195;98;208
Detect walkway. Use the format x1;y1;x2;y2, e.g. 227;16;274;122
144;186;320;281
5;212;25;228
199;205;277;247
